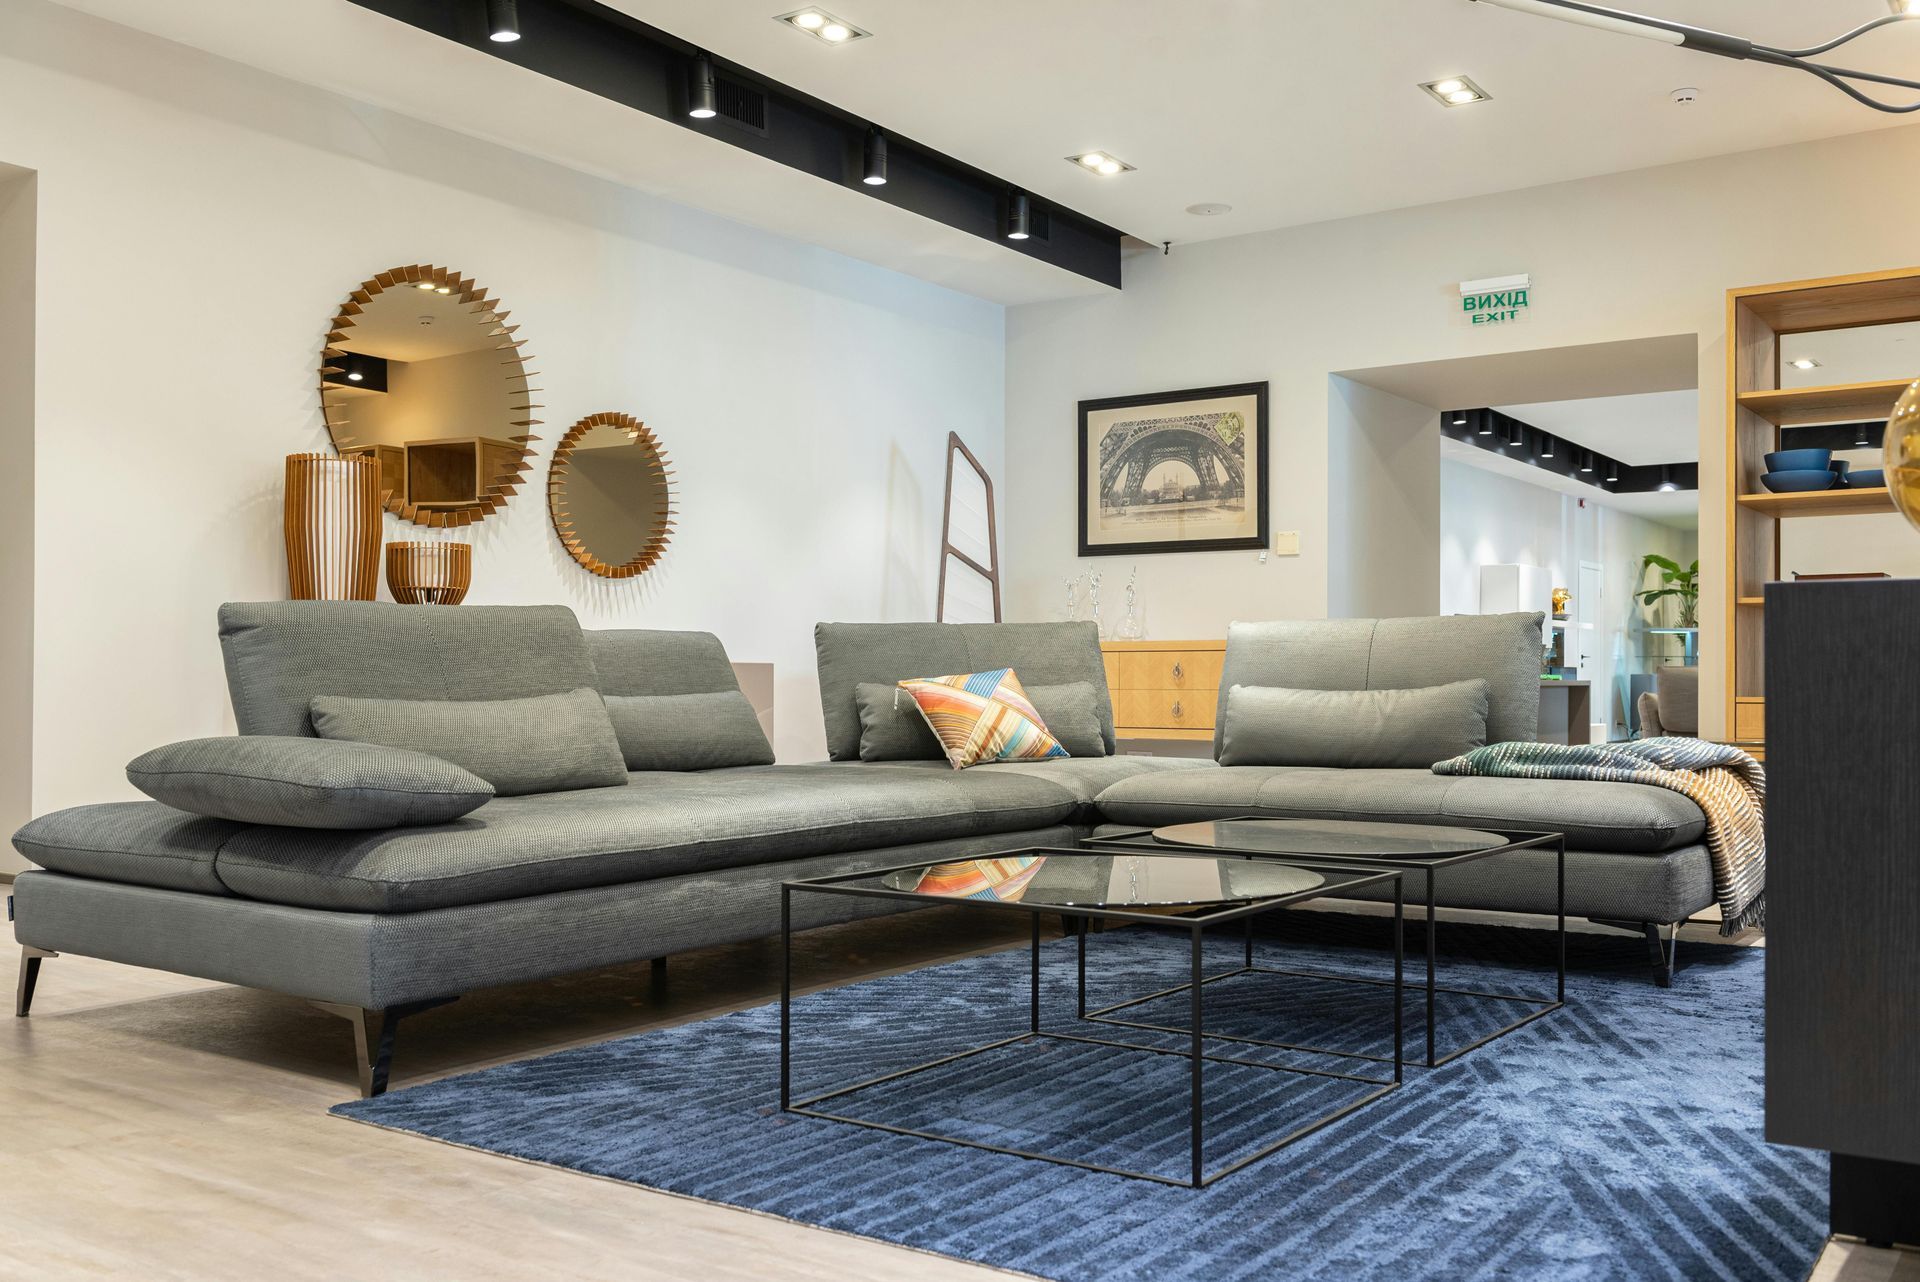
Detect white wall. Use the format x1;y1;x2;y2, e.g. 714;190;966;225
1439;461;1697;739
0;3;1004;819
1005;121;1920;737
0;168;34;873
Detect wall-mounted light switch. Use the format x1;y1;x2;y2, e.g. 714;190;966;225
1273;530;1301;556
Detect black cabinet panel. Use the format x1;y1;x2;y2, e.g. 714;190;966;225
1764;580;1920;1164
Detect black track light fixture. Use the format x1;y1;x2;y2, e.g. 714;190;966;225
485;0;520;43
1578;449;1595;474
1507;420;1526;449
1007;190;1031;241
1855;421;1875;447
1476;410;1495;436
862;128;888;187
1605;459;1621;485
1538;433;1555;460
688;52;718;120
1657;464;1678;493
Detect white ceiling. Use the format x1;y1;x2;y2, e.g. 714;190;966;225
44;0;1920;300
607;0;1920;245
1495;390;1700;465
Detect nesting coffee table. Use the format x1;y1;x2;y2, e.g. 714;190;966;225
1089;818;1567;1068
781;848;1408;1187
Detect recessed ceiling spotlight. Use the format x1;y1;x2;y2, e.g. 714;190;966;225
1067;152;1135;176
416;281;437;290
1421;75;1490;107
777;9;870;44
436;286;452;294
346;370;364;382
1185;202;1232;216
1790;357;1822;370
485;0;520;43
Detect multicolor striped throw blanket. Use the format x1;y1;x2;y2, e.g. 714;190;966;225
1432;737;1766;935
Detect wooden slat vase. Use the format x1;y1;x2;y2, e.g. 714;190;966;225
386;541;472;605
285;453;382;601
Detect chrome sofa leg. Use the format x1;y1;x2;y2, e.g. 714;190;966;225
15;946;56;1017
310;996;456;1098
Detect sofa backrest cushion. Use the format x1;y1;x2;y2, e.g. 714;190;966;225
1652;664;1700;735
815;621;1113;761
219;602;597;738
586;629;743;697
1214;612;1544;754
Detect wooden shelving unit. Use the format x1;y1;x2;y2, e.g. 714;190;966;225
1724;267;1920;750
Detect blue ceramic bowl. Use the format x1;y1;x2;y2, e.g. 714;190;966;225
1761;469;1838;493
1850;468;1885;489
1765;448;1832;472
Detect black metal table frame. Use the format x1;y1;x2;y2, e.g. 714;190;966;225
781;849;1408;1189
1083;823;1567;1070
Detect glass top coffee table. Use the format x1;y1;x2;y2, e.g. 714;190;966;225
781;848;1409;1188
1087;818;1567;1069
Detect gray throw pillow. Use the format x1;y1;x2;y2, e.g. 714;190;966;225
854;681;945;761
604;691;775;771
310;687;627;797
127;736;494;829
1024;682;1109;758
1218;679;1490;768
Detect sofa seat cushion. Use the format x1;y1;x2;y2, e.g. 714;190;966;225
830;755;1215;821
209;764;1081;912
1094;766;1706;853
13;802;245;895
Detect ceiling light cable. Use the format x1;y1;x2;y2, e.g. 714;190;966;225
1470;0;1920;113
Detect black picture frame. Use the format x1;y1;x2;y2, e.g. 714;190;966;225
1077;381;1270;557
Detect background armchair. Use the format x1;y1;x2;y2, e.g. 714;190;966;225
1637;665;1699;738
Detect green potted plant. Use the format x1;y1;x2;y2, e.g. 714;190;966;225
1636;554;1699;628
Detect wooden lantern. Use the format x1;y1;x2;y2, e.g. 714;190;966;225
284;453;381;601
385;541;472;605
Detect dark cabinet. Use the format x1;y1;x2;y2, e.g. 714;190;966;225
1765;579;1920;1242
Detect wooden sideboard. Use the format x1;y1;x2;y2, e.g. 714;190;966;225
1100;640;1225;742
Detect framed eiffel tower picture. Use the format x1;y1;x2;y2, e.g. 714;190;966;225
1077;381;1269;556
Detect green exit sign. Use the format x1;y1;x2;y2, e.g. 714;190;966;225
1460;273;1531;326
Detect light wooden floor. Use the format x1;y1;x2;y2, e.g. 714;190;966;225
3;905;1910;1282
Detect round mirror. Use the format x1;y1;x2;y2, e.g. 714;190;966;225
319;266;535;528
549;412;674;578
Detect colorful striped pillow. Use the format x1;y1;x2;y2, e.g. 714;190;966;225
896;668;1068;769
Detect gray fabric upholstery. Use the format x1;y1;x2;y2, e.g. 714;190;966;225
815;621;1115;760
1652;666;1700;736
1087;826;1713;924
311;687;628;798
1637;691;1666;738
824;755;1214;821
11;823;1078;1008
1218;679;1488;768
218;602;598;738
1213;613;1544;754
210;763;1081;912
586;629;743;697
1026;682;1110;759
126;736;494;829
854;681;944;761
12;803;244;896
604;691;774;772
1093;765;1706;853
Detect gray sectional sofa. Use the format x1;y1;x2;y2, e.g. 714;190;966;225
8;604;1714;1097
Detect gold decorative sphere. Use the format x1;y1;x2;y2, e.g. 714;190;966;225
1888;378;1920;536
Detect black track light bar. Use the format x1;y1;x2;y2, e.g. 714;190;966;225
1442;409;1700;494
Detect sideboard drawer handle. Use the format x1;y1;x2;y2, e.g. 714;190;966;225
1171;661;1184;681
1171;699;1183;719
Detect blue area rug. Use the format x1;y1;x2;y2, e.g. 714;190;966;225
335;915;1826;1281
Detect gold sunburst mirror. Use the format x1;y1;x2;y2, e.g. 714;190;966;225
548;412;675;579
319;265;537;528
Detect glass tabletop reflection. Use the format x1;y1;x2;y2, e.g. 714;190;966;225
1150;818;1507;860
877;852;1332;909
